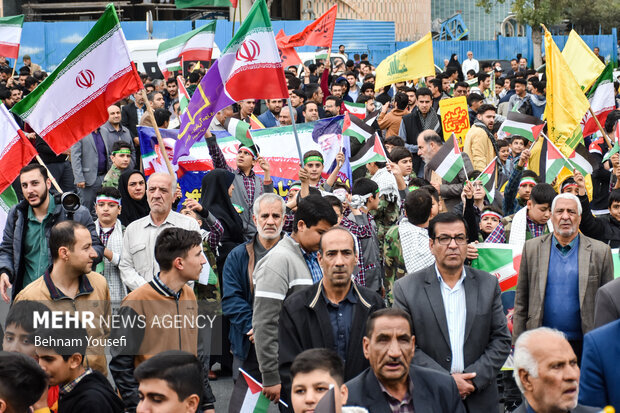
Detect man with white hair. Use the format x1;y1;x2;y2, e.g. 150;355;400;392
462;51;479;75
221;193;287;381
278;105;296;126
512;327;598;412
513;193;614;361
119;172;201;291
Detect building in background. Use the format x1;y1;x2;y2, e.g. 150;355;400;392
431;0;512;40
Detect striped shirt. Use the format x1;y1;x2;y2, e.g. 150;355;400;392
435;265;467;373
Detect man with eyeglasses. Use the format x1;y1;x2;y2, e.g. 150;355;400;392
393;212;511;412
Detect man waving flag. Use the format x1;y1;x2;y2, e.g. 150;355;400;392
175;0;288;163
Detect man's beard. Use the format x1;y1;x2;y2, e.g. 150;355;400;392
29;189;48;208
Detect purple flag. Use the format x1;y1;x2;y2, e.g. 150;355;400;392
173;59;235;163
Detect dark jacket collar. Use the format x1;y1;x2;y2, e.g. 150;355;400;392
44;268;94;301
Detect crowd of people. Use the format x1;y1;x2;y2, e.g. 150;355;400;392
0;47;619;413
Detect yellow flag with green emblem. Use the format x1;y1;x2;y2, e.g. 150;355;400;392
374;32;434;92
561;30;605;92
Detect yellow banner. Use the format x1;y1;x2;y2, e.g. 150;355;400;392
562;30;605;92
439;96;470;148
374;32;435;92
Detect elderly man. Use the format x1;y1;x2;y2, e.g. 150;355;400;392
119;173;200;291
100;104;136;169
278;227;384;408
345;308;465;412
278;105;296;126
462;51;479;75
393;212;512;412
418;130;474;212
513;327;598;412
513;193;614;361
222;193;287;381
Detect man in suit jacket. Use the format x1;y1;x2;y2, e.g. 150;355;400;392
418;130;474;212
513;327;599;413
100;104;136;169
279;228;384;410
71;128;111;213
121;92;146;147
257;99;282;128
579;319;620;410
393;212;512;412
593;277;620;328
345;308;465;413
513;193;614;359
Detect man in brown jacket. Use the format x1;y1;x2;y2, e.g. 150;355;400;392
378;92;410;137
513;193;614;360
463;104;497;171
15;220;111;375
109;227;215;412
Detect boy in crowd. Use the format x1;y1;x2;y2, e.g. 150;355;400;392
383;135;405;154
509;135;527;165
388;147;415;188
290;349;350;413
340;178;383;292
302;150;344;192
135;350;204;413
94;187;127;303
35;325;124;413
103;141;133;189
0;352;48;413
478;206;504;241
497;139;512;184
502;149;537;216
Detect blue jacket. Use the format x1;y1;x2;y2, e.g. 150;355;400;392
256;110;279;128
579;318;620;410
0;193;104;300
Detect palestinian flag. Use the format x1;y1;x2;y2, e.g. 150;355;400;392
497;112;545;142
0;15;24;60
228;369;270;413
157;22;216;79
582;64;615;137
529;137;570;184
349;134;388;171
224;117;252;146
568;143;597;176
177;75;190;114
0;104;38;193
343;101;366;119
0;186;18;239
474;157;497;203
471;244;522;292
315;48;329;60
176;0;234;9
426;134;464;182
603;140;620;163
342;111;374;143
11;5;142;155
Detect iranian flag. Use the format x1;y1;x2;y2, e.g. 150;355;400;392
474;157;497;203
0;186;18;241
342;111;373;143
0;15;24;60
228;369;271;413
582;64;615;137
157;22;216;79
497;111;545;142
426;134;464;182
11;5;142;155
0;104;37;193
177;75;190;114
343;101;366;119
349;134;388;171
175;0;288;162
471;243;522;292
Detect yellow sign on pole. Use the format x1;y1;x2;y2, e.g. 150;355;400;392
439;96;470;148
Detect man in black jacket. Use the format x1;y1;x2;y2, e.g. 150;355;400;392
398;87;443;176
345;308;465;412
121;92;146;149
278;227;384;410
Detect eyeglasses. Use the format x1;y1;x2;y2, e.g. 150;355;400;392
434;235;468;245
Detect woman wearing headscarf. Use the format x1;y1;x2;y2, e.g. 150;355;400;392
199;169;245;273
118;170;149;226
446;53;464;81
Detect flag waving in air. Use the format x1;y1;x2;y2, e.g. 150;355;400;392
426;134;465;182
157;22;216;79
343;101;366;119
375;33;435;92
342;111;374;143
177;75;190;114
528;136;571;184
229;369;280;413
349;134;388;171
0;104;38;193
473;157;497;203
276;5;337;49
11;4;142;155
0;15;24;60
175;0;288;163
497;112;545;142
581;64;615;137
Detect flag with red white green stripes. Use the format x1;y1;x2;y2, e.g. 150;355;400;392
473;157;497;203
224;117;253;147
426;134;464;182
342;111;374;143
343;100;366;119
228;369;271;413
157;21;216;79
177;75;190;114
0;15;24;60
349;133;388;171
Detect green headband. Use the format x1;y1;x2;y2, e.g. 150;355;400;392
304;155;324;165
112;148;131;155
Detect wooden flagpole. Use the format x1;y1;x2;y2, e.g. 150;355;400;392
35;155;63;193
140;89;175;177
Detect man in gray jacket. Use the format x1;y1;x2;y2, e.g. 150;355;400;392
252;195;338;403
0;164;103;301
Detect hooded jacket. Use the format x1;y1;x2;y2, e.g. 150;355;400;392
58;369;123;413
